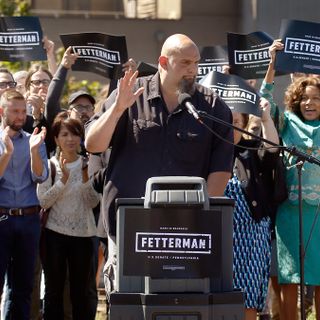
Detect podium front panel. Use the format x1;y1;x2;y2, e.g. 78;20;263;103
123;208;222;278
116;198;234;293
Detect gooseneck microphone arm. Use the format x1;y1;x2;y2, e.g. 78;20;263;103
178;92;320;320
198;109;320;166
178;93;320;166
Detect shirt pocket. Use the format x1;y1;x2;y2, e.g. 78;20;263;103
174;127;206;164
132;119;161;147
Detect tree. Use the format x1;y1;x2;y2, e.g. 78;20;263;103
0;0;30;17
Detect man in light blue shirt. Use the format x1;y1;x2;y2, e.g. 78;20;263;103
0;89;48;319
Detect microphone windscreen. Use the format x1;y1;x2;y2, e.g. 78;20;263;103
178;93;191;105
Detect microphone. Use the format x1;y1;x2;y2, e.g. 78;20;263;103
178;93;201;121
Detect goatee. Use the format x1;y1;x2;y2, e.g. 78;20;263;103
9;123;23;132
178;77;196;95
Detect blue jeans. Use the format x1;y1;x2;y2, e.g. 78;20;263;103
0;213;41;320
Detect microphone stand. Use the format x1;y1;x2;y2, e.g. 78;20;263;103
195;109;320;320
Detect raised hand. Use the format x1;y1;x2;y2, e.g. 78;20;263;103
122;58;137;73
114;69;144;113
62;46;79;69
29;127;46;151
260;97;272;123
27;94;44;120
59;157;70;184
43;36;55;56
222;65;231;74
269;39;284;64
2;126;14;155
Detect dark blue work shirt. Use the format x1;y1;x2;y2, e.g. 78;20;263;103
87;72;234;235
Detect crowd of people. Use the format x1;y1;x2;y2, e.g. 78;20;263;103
0;31;319;320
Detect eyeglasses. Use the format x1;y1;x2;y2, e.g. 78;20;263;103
0;81;17;89
30;79;51;87
71;104;94;113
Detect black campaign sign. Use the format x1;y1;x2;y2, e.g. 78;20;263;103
60;33;128;79
228;31;273;79
197;45;228;82
275;19;320;75
123;208;221;278
0;16;46;62
200;71;261;117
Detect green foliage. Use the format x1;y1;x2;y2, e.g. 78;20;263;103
0;0;30;17
0;1;102;102
308;312;316;320
61;76;102;108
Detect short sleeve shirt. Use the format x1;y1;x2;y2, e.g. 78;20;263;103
88;72;234;235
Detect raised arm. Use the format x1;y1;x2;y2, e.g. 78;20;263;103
260;40;284;118
85;69;144;153
45;47;78;126
260;97;279;151
43;36;58;76
264;39;284;85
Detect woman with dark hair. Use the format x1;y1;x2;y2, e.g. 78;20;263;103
37;112;100;320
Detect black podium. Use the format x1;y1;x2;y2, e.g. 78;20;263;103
109;176;244;320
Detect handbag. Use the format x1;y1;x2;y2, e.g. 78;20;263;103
40;160;56;229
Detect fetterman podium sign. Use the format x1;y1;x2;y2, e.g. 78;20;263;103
122;208;222;278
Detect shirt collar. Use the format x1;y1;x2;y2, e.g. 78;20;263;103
0;128;25;140
146;72;162;101
145;72;197;114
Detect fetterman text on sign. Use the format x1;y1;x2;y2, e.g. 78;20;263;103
123;208;222;278
275;19;320;75
60;32;128;79
0;16;46;61
136;232;212;254
72;46;121;64
200;71;261;117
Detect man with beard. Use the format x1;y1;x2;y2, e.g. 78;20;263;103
68;90;95;125
85;34;234;297
0;89;48;319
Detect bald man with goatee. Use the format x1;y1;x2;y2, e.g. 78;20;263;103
85;34;234;297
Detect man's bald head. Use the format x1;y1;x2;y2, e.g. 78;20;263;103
161;34;199;57
158;34;200;97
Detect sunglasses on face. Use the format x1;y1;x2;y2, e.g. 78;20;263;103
71;104;94;113
0;81;17;89
30;79;51;87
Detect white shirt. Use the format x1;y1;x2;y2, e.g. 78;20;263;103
37;156;100;237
